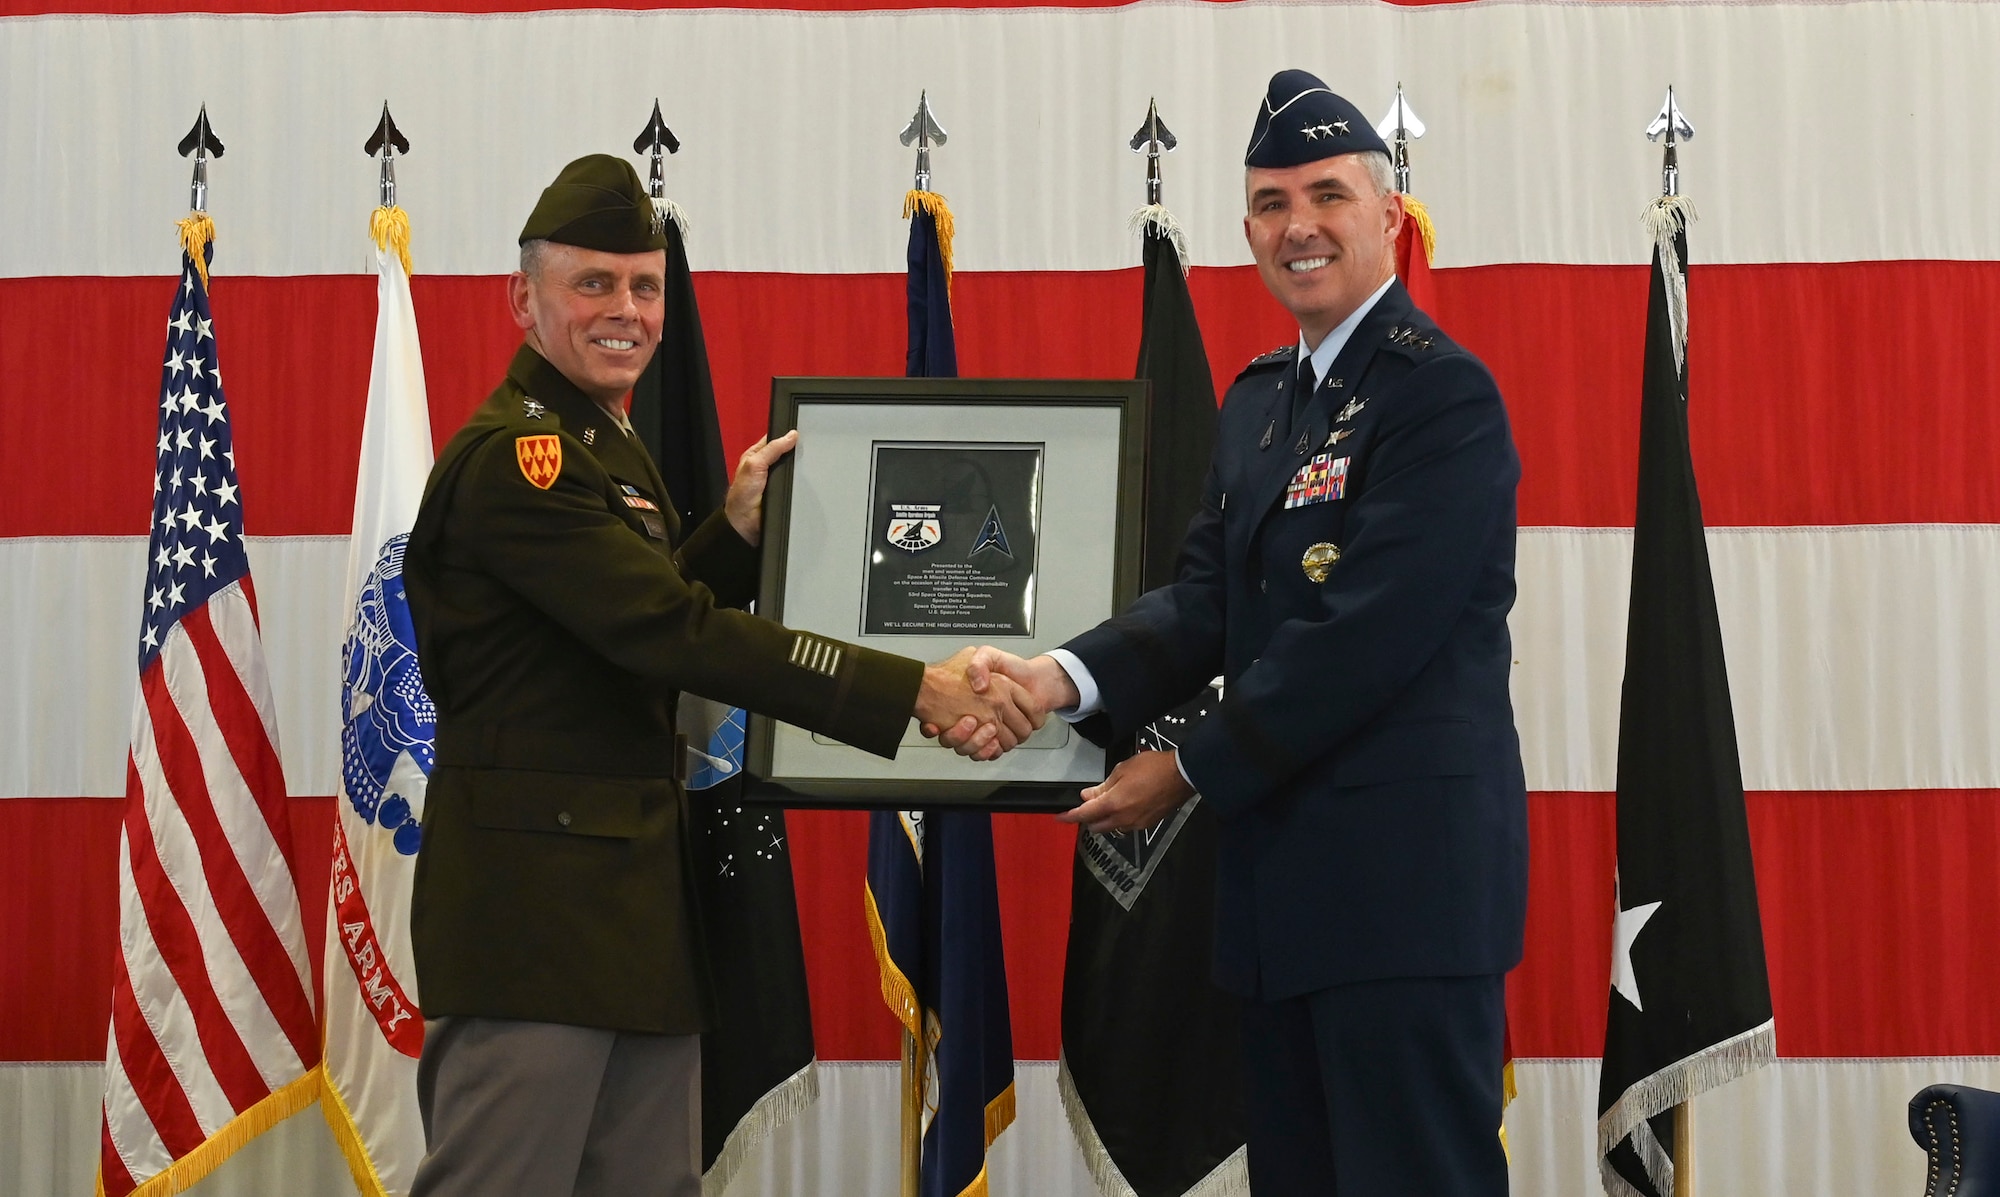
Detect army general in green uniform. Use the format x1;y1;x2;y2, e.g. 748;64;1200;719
403;155;1034;1197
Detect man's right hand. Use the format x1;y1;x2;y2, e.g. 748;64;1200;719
923;649;1081;756
965;649;1081;715
915;647;1047;761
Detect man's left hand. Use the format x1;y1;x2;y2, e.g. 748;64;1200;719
725;429;800;546
1058;749;1194;834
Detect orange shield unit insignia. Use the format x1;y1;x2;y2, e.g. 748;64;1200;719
516;435;562;490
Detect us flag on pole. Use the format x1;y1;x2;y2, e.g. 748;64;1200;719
98;228;322;1196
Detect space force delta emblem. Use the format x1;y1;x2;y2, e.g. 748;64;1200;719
516;435;561;490
887;504;942;552
1284;453;1348;509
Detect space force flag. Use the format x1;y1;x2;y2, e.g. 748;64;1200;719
319;202;436;1197
1595;189;1776;1197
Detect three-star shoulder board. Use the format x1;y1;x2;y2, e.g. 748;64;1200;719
1385;324;1436;352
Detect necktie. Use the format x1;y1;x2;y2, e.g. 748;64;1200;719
1293;355;1318;426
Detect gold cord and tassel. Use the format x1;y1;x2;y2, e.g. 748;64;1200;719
368;205;414;277
176;213;216;288
1400;193;1438;264
902;189;955;296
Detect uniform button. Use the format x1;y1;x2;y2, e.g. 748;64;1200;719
556;811;573;828
1260;579;1267;593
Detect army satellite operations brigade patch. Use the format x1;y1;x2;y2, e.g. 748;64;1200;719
516;435;561;489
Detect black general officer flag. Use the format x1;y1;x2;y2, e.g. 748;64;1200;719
1596;196;1775;1197
864;188;1016;1197
1058;214;1247;1197
628;213;819;1192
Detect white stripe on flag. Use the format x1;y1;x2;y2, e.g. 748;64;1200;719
99;1008;173;1186
154;616;315;1033
111;817;236;1137
7;4;2000;277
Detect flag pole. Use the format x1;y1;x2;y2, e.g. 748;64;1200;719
1647;84;1698;1197
900;1029;926;1197
894;93;947;1197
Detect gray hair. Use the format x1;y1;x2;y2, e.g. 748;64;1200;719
1357;150;1396;198
1243;150;1400;200
519;238;551;278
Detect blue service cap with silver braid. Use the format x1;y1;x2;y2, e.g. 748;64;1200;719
1245;70;1390;168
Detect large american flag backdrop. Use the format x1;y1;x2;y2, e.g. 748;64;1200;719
2;1;1997;1193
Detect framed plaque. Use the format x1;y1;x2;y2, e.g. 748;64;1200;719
745;377;1150;810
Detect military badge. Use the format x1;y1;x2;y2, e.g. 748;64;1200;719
1325;428;1353;448
1302;542;1341;582
515;434;561;489
1337;398;1368;423
969;505;1012;559
582;427;597;445
1284;453;1349;509
886;503;943;552
522;398;547;419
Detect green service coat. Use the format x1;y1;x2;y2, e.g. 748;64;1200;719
405;345;921;1033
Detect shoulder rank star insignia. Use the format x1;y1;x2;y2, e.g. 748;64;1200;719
1337;398;1368;423
523;398;547;419
516;434;561;489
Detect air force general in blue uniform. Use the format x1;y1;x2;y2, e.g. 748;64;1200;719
976;72;1527;1194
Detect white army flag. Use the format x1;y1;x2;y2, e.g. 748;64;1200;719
320;207;436;1197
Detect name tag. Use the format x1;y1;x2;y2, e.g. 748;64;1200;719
1284;454;1349;509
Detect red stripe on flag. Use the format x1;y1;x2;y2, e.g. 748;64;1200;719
179;604;301;885
120;756;272;1113
139;657;318;1071
106;912;206;1158
23;789;2000;1062
9;262;2000;536
98;1116;138;1197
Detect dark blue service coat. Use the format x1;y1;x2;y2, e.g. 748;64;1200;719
1064;281;1528;1001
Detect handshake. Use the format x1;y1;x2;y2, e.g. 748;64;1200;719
912;647;1080;762
911;646;1196;834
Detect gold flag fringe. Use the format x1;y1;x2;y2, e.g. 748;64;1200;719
118;1066;324;1197
177;213;216;289
319;1061;395;1197
984;1080;1016;1148
863;882;923;1038
1401;193;1438;264
1499;1056;1518;1162
1127;204;1193;275
903;189;955;297
369;206;414;278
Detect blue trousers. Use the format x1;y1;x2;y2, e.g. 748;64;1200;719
1241;973;1509;1196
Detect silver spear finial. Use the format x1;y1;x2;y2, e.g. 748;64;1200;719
1128;98;1178;207
364;103;410;209
1373;84;1426;195
1645;86;1695;197
177;105;225;213
899;91;948;192
632;99;681;204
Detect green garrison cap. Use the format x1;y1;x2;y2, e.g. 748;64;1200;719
518;154;667;253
